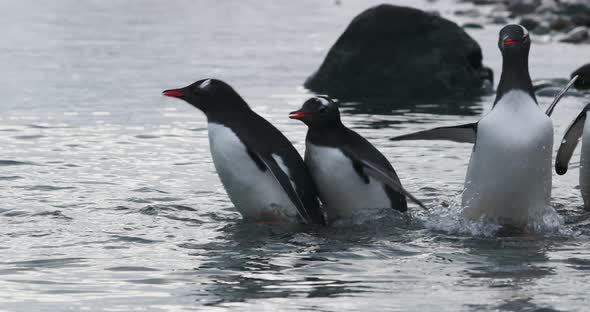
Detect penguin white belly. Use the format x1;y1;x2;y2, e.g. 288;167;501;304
580;118;590;208
461;91;553;226
207;123;299;222
306;144;391;223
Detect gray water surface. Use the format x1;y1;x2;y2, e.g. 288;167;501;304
2;0;590;311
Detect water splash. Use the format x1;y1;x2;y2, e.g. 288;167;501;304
424;193;571;237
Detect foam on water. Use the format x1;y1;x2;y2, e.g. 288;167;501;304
424;193;571;237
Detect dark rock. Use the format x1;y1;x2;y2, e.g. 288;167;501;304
550;17;574;31
455;8;481;18
533;78;570;91
507;0;541;15
570;13;590;27
559;26;589;43
304;4;492;101
572;64;590;90
562;0;590;15
462;22;484;29
519;16;541;30
532;24;551;35
535;0;560;14
536;86;565;97
489;14;509;24
469;0;502;4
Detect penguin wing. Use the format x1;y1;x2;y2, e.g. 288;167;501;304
253;150;318;224
545;75;579;116
341;147;428;210
389;123;477;144
555;103;590;175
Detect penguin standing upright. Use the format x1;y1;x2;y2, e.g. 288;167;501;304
163;79;325;225
391;25;556;228
290;96;426;224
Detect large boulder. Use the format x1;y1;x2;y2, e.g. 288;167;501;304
304;4;492;101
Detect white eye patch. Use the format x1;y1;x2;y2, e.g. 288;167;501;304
199;79;211;89
315;96;330;106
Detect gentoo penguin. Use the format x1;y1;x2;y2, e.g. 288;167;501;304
162;79;325;225
555;103;590;209
391;25;556;228
289;96;427;224
571;64;590;90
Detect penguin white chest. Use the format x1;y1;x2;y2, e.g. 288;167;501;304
207;123;298;222
579;118;590;208
305;143;391;223
462;91;553;226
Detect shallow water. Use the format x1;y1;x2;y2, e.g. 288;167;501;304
2;0;590;311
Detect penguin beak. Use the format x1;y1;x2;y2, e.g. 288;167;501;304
289;110;308;120
502;37;517;47
162;89;185;98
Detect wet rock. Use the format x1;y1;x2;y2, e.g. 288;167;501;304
533;78;570;92
562;0;590;15
519;16;540;30
488;11;510;24
455;8;481;18
468;0;502;4
570;13;590;27
559;26;589;43
462;22;484;29
536;86;564;97
535;0;560;14
532;24;551;35
550;17;574;31
572;64;590;90
463;0;590;43
304;4;492;101
507;0;541;15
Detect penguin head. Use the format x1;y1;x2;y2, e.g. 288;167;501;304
498;24;530;55
162;79;246;113
289;96;341;127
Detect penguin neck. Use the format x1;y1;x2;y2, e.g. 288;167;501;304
494;52;536;106
306;120;346;146
204;100;254;125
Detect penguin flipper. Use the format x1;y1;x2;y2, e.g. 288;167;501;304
342;149;428;210
389;123;477;144
555;103;590;175
545;75;579;116
254;151;320;224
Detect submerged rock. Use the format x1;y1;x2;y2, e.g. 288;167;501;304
304;4;492;101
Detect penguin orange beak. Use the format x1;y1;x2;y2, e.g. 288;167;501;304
162;89;185;98
289;111;308;119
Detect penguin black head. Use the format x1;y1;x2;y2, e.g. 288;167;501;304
498;24;530;55
162;79;247;113
289;96;341;128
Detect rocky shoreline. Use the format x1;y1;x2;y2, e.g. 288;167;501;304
460;0;590;44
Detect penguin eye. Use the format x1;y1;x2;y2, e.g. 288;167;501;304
318;106;328;114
